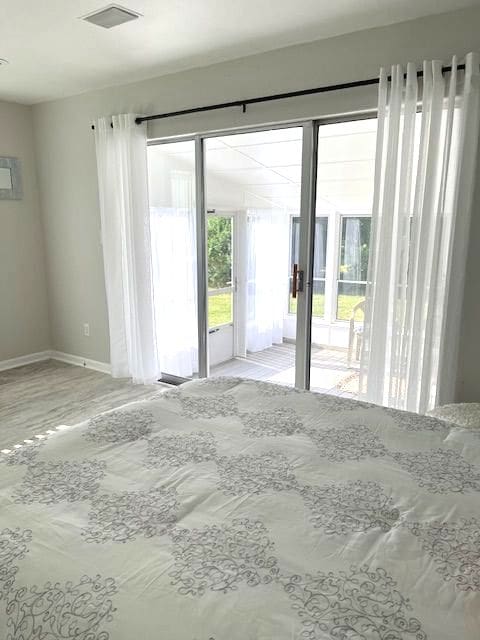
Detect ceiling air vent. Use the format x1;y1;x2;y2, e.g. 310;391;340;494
81;4;141;29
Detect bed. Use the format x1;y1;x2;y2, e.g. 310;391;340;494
1;377;479;639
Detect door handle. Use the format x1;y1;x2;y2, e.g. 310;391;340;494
292;264;304;298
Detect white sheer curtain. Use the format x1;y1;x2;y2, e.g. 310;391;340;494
94;114;159;383
246;209;290;352
360;54;480;413
150;171;198;378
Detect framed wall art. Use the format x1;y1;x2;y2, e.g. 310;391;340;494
0;157;22;200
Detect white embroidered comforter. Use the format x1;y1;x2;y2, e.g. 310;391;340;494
1;377;479;639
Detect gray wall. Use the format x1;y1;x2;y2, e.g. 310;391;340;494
32;6;480;399
0;100;50;360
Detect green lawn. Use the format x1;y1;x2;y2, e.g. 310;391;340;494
289;293;364;321
208;293;364;328
209;294;232;328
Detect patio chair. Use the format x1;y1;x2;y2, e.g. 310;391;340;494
347;298;365;367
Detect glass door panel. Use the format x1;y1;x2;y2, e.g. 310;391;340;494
147;140;199;381
309;118;377;396
204;126;304;386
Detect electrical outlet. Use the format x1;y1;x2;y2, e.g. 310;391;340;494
83;323;90;337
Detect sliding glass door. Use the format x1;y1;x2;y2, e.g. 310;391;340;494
146;116;376;394
309;118;377;396
204;127;303;386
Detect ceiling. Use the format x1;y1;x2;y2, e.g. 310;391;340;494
4;0;474;105
149;119;377;212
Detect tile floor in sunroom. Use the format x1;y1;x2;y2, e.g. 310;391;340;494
210;341;359;398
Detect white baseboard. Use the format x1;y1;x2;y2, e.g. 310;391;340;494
0;351;53;372
50;351;112;375
0;350;111;375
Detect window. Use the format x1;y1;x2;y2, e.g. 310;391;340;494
287;215;371;322
289;217;328;317
337;216;371;320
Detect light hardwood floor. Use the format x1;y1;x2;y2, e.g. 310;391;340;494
0;359;167;449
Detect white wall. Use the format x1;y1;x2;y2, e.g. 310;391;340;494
0;100;50;361
32;6;480;399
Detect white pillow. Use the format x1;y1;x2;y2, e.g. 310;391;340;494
427;403;480;428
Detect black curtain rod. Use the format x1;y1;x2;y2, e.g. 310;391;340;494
134;63;465;126
90;63;465;129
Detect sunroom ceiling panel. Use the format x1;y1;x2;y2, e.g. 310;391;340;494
317;159;374;181
235;140;303;167
317;132;377;162
273;166;302;182
215;168;291;185
206;147;260;170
